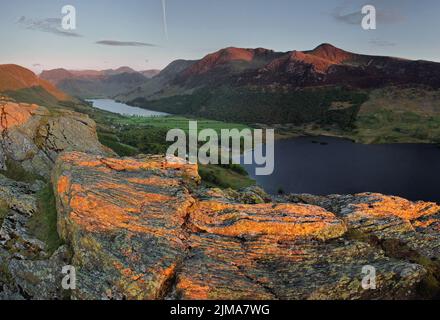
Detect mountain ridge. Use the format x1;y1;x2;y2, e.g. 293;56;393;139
116;43;440;104
0;64;70;101
40;67;155;99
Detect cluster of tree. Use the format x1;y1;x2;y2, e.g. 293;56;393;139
130;86;368;128
118;127;171;155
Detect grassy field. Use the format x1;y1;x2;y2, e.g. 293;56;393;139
271;109;440;144
57;100;256;189
349;109;440;144
271;87;440;145
4;87;65;109
199;164;255;189
110;115;250;132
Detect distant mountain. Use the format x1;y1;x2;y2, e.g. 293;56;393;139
114;44;440;127
116;60;196;101
102;67;138;76
118;44;440;101
140;69;161;79
0;64;71;105
40;67;151;98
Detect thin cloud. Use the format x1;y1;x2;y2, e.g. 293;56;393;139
332;1;405;25
96;40;157;47
369;39;397;47
16;16;82;37
333;10;363;25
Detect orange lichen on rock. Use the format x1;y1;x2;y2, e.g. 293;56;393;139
57;152;199;182
175;276;210;300
52;152;440;300
0;102;40;130
191;201;346;240
67;179;181;233
345;193;440;222
126;176;180;187
57;175;70;194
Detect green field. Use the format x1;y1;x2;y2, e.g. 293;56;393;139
350;109;440;144
56;100;256;189
110;115;250;133
199;164;255;189
272;87;440;145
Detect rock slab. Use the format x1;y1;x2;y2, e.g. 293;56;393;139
52;152;440;300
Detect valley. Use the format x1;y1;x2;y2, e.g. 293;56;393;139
1;42;440;300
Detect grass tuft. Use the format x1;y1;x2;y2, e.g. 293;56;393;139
0;159;43;183
27;184;63;255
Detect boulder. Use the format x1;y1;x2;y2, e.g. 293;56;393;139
52;152;439;300
0;100;113;177
0;174;69;300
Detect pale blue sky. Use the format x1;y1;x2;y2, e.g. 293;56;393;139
0;0;439;72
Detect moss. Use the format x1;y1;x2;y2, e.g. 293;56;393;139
380;239;440;299
0;199;8;225
0;159;43;183
345;230;440;299
27;184;63;255
0;259;13;285
199;164;255;190
345;229;379;244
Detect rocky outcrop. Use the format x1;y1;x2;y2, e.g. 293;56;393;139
0;100;113;177
0;174;70;300
51;152;440;300
287;193;440;258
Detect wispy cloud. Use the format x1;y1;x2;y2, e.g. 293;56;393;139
332;1;405;25
369;39;397;47
16;16;82;37
96;40;157;47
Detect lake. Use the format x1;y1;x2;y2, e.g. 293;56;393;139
242;136;440;203
88;99;169;117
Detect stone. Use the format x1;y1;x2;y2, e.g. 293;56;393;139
0;174;69;300
0;100;113;177
51;152;439;300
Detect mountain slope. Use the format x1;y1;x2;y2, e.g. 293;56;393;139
114;44;440;129
41;67;150;99
118;43;440;102
0;64;70;102
115;60;197;101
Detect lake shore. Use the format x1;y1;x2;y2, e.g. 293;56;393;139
242;135;440;203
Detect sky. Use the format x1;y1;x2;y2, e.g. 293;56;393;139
0;0;439;73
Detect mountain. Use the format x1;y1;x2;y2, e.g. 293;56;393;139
40;67;150;99
116;60;197;101
140;69;161;78
102;66;138;76
115;44;440;127
0;64;70;104
40;66;140;85
118;43;440;98
56;72;148;99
